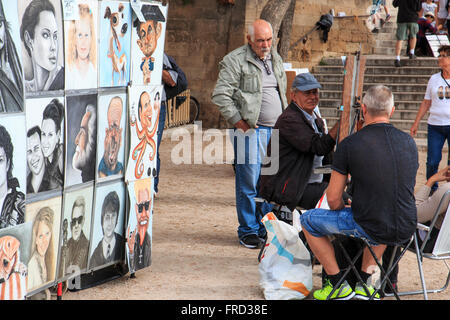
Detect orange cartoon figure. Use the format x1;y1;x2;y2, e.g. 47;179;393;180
0;235;27;300
132;5;165;84
130;91;160;179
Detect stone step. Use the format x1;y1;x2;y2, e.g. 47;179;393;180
365;65;441;75
319;81;428;92
319;106;426;121
321;57;439;67
324;117;428;139
364;74;431;84
319;98;424;110
320;90;427;102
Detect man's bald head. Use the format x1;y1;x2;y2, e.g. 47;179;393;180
247;19;273;59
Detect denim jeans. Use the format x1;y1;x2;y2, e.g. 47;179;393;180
154;101;167;193
427;124;450;190
300;207;378;246
233;126;273;239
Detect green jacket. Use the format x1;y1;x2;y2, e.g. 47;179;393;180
211;44;288;128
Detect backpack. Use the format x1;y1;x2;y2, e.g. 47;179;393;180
164;55;188;104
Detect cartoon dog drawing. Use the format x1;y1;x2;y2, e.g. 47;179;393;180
104;3;128;86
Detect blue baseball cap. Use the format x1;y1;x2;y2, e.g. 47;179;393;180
292;73;322;91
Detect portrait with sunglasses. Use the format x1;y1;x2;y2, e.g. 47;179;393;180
126;179;152;274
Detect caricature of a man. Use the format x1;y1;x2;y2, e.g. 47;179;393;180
72;104;97;183
98;96;123;178
126;179;151;273
133;5;165;84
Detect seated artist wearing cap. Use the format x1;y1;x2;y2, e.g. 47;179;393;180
260;73;344;212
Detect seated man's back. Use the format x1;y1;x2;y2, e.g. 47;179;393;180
333;122;418;245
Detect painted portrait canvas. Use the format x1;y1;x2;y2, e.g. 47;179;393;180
130;2;167;86
65;93;97;188
25;96;64;195
0;222;32;300
25;195;62;294
99;1;131;88
126;178;153;274
0;0;24;112
58;184;93;280
88;180;126;271
0;114;27;230
96;92;126;183
18;0;65;93
125;85;162;182
64;0;98;90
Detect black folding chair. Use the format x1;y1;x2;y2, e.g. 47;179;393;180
326;234;415;300
383;190;450;300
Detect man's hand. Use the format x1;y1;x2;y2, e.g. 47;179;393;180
234;119;252;132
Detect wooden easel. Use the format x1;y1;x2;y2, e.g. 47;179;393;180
337;50;366;144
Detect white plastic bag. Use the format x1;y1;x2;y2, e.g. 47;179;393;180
258;212;312;300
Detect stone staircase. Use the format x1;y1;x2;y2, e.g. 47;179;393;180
311;5;445;150
312;57;439;144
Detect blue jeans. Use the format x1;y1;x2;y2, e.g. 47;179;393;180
154;101;167;193
300;207;378;246
427;124;450;191
233;126;273;239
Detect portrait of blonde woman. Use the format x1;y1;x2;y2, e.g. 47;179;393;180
65;2;97;90
27;206;54;293
19;0;64;93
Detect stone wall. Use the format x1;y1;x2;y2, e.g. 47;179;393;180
246;0;379;71
164;0;246;128
165;0;381;128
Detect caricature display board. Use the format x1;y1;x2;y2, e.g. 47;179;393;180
99;1;132;88
130;2;167;86
25;96;65;195
0;0;168;299
65;92;98;188
58;184;93;281
125;177;153;274
0;0;25;113
96;91;127;183
25;195;62;295
125;85;162;182
18;0;65;93
88;180;126;271
0;222;32;300
64;0;99;90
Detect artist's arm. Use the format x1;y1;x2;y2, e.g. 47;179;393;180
326;170;348;210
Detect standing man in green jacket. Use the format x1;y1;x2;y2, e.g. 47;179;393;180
212;19;288;249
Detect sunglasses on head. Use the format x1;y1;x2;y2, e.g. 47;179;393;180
71;216;84;227
137;200;150;213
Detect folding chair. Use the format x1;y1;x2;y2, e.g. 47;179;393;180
326;233;414;300
384;190;450;300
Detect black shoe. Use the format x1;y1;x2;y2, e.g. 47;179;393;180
372;28;379;33
409;53;417;59
239;234;263;249
395;60;401;67
383;282;398;295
